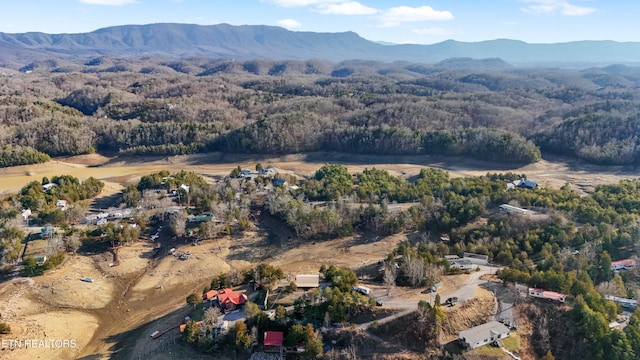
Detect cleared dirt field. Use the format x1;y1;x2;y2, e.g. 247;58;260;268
2;152;639;197
1;152;638;359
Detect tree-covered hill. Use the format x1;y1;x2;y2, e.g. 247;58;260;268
2;58;640;165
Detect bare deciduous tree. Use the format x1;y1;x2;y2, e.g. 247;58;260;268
383;261;398;296
202;306;221;336
46;234;65;256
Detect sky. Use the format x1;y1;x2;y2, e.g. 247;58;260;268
0;0;638;45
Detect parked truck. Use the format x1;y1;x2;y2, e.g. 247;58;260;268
352;285;371;295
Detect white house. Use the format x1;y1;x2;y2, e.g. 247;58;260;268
459;321;510;349
450;259;474;270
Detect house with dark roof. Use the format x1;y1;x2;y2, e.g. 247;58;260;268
459;321;510;349
273;179;287;187
506;178;538;190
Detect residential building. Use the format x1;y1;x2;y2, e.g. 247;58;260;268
499;204;527;215
507;178;538;190
463;252;489;265
459;321;510;349
611;259;636;272
528;288;567;303
604;295;638;309
450;259;474;270
264;331;284;354
217;288;247;311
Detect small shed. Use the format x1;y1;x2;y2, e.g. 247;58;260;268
204;289;218;301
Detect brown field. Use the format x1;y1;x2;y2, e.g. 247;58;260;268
1;152;639;359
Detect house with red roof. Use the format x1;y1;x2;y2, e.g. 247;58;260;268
264;331;284;353
217;288;248;311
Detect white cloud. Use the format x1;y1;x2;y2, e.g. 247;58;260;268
520;0;596;16
266;0;343;7
277;19;302;29
380;6;454;27
314;1;378;15
412;27;451;36
77;0;137;5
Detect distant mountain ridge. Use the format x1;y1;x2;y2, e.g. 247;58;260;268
2;23;640;67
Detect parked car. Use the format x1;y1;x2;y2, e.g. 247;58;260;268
444;297;459;306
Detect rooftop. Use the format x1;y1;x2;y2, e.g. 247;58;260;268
264;331;284;347
459;321;510;345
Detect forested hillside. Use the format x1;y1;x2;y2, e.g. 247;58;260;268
2;57;640;165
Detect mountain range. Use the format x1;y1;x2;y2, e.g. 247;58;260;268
2;23;640;68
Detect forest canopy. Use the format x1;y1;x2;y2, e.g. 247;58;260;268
1;57;640;165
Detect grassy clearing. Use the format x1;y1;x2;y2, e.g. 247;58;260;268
502;332;521;351
469;344;505;357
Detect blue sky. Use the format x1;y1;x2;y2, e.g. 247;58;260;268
0;0;636;44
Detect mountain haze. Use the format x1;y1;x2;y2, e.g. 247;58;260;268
2;23;640;67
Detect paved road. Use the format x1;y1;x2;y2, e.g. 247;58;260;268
358;265;501;330
446;265;499;303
